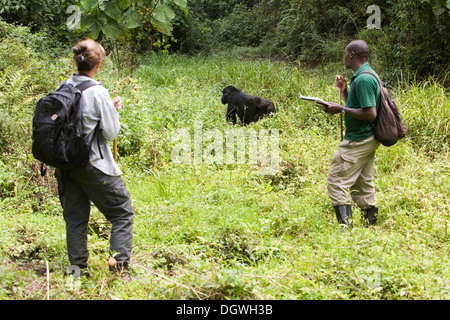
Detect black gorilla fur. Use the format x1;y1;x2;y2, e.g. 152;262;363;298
221;85;276;125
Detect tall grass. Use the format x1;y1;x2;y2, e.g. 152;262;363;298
0;51;449;300
396;77;450;152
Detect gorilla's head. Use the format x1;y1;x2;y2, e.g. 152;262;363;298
221;85;240;104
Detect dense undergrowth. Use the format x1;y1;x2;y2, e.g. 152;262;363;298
0;21;449;300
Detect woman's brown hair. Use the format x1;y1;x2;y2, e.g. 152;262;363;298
71;39;106;73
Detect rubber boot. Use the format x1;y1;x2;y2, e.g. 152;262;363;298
363;206;378;227
334;205;353;230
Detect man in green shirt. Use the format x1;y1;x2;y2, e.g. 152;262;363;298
324;40;381;229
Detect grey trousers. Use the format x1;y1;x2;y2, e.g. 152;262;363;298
56;164;134;267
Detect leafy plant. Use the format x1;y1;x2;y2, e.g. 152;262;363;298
77;0;188;74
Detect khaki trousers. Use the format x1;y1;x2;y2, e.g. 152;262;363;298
327;136;380;210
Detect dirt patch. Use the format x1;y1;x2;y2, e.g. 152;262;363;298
149;248;187;271
16;260;47;277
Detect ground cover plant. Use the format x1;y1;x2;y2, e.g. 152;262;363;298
0;22;449;300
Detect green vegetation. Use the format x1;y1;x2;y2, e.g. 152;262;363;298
0;16;449;299
2;1;449;83
181;0;450;85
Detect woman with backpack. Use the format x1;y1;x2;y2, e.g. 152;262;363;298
55;39;134;275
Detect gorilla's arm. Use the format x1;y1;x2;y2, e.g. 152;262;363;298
226;103;237;124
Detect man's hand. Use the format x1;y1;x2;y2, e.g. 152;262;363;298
325;102;344;114
112;96;122;111
324;103;377;121
334;75;348;103
334;75;347;93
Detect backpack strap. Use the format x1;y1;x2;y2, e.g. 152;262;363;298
357;70;383;86
353;70;382;131
95;125;104;160
354;70;383;95
75;81;98;92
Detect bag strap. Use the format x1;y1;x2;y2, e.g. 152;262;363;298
353;70;382;129
358;70;383;86
354;70;383;97
75;81;98;92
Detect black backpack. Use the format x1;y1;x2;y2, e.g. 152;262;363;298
355;71;407;147
32;81;98;175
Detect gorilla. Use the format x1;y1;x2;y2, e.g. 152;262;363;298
221;85;276;125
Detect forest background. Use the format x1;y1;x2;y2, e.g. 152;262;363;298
0;0;449;300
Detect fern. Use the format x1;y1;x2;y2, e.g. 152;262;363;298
0;63;39;115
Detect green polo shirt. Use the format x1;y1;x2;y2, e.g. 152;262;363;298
344;63;381;141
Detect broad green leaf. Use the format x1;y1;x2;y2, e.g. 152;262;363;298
81;0;102;11
434;7;445;16
173;0;187;9
447;0;450;10
152;3;175;24
118;9;143;29
151;18;173;35
84;13;107;39
117;0;131;11
151;3;176;35
103;2;122;20
102;21;124;40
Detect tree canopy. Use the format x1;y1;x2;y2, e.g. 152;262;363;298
1;0;448;84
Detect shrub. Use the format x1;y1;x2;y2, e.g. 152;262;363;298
0;18;72;157
182;0;449;84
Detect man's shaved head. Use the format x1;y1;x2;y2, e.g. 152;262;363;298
346;40;370;61
344;40;370;70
